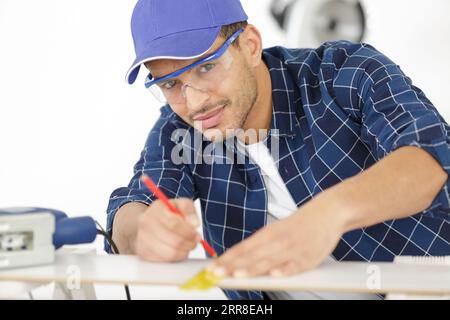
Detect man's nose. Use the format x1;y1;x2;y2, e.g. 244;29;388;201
183;84;209;112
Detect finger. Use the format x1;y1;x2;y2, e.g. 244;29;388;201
270;261;299;278
137;231;189;262
172;198;199;227
226;231;292;272
233;256;290;278
136;243;167;262
134;232;166;262
213;231;267;266
210;225;289;274
155;204;199;241
150;216;200;252
140;200;200;254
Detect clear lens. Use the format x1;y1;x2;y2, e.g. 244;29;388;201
147;84;167;104
147;50;234;105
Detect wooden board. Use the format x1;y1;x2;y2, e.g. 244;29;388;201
0;251;449;295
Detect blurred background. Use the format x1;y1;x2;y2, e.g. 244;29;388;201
0;0;449;299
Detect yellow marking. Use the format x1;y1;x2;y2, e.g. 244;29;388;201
180;269;223;291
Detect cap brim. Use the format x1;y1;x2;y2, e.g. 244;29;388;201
125;26;221;84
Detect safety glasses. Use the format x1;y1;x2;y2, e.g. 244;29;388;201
144;28;244;104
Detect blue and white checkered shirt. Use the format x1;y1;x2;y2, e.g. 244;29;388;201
106;41;450;300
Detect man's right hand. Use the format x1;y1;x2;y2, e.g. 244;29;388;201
112;198;200;262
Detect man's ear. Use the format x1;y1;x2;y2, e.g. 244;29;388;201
239;25;263;68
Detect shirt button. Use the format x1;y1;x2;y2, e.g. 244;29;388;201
283;166;289;174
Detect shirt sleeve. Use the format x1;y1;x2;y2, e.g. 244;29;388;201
330;41;450;222
105;109;196;253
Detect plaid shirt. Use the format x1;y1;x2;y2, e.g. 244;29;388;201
107;41;450;300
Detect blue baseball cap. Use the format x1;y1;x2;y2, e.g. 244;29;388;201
125;0;248;84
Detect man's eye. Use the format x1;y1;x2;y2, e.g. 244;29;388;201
160;80;177;90
199;63;215;73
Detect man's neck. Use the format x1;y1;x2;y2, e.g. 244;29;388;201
240;61;272;145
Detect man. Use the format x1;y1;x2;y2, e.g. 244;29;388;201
107;0;450;300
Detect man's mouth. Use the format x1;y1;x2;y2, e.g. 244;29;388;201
193;104;228;129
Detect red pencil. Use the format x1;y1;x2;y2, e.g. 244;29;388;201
140;174;217;258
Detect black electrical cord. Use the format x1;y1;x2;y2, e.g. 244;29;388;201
95;221;131;300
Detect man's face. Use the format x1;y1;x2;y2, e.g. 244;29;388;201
145;31;258;142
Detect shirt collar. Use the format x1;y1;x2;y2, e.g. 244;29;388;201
262;49;302;138
222;49;302;155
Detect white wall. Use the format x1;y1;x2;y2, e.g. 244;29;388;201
0;0;280;219
0;0;449;299
361;0;450;120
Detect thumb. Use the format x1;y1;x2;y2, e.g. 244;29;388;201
174;198;199;227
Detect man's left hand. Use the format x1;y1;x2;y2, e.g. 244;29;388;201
206;199;346;278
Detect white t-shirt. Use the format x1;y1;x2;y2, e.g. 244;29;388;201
236;139;379;300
